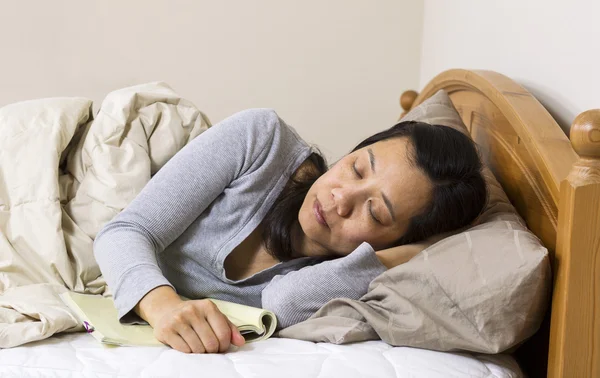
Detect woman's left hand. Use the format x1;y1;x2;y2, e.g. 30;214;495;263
374;245;423;269
374;231;454;269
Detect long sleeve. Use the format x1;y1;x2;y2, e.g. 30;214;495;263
261;242;387;329
94;109;284;320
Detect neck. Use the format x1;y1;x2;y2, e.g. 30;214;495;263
291;221;329;258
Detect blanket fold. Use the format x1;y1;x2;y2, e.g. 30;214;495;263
0;83;210;348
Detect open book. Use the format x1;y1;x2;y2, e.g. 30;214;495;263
59;292;277;347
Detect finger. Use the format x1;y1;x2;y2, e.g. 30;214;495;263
227;319;246;347
175;323;206;354
163;332;191;354
205;308;232;353
191;314;220;353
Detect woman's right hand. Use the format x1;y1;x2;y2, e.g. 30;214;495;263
135;286;246;353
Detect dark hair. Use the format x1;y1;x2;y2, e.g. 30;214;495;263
262;151;328;261
352;120;488;246
262;120;488;260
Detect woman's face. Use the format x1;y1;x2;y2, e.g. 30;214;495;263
297;137;432;257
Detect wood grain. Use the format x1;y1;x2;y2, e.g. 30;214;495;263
399;70;600;378
550;110;600;378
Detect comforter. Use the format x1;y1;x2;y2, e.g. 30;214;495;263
0;83;210;347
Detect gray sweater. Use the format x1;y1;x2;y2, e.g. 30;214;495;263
93;109;387;329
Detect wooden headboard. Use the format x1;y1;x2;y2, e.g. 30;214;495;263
400;70;600;378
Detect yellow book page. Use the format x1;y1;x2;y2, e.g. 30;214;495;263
208;299;277;341
60;292;162;346
61;293;277;345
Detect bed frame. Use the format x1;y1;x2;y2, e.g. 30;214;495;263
400;70;600;378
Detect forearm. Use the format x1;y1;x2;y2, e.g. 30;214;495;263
94;220;175;321
262;242;386;329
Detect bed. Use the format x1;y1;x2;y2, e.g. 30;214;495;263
399;69;600;378
0;333;521;378
0;69;597;378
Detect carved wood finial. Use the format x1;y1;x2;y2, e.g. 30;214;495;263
570;109;600;159
399;90;418;117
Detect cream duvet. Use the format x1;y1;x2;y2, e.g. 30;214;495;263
0;83;210;348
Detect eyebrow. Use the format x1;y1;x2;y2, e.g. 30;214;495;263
367;148;397;223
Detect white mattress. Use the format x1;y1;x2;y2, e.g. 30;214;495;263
0;333;523;378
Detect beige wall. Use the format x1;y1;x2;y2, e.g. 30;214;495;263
0;1;423;162
420;0;599;134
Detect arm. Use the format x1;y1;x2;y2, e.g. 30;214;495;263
134;286;182;326
94;109;281;321
261;242;387;329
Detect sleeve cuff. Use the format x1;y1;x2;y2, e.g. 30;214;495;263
335;242;388;296
113;264;175;322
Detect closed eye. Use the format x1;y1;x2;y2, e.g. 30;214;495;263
354;160;382;224
369;201;382;224
353;161;362;178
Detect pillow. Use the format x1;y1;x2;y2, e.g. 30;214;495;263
400;90;517;224
277;90;551;354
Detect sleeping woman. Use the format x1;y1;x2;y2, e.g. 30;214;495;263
94;109;487;354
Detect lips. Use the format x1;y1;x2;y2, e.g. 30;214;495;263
313;199;329;228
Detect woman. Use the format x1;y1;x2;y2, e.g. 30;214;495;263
94;109;487;354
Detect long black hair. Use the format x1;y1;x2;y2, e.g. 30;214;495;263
262;120;488;260
352;121;488;246
261;151;328;261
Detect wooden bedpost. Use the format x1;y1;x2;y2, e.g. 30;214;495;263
399;90;418;119
549;109;600;378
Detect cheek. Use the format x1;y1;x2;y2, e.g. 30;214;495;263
321;163;346;183
333;221;374;245
307;175;325;197
299;197;313;226
340;219;400;248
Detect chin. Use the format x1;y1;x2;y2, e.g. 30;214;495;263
298;211;331;253
298;210;319;240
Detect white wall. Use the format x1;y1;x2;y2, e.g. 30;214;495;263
0;1;423;162
420;0;599;134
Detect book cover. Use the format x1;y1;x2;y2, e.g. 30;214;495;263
59;292;277;347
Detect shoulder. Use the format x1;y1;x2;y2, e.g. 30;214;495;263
219;108;307;147
221;108;281;135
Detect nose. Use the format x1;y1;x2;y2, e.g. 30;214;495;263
331;186;359;217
